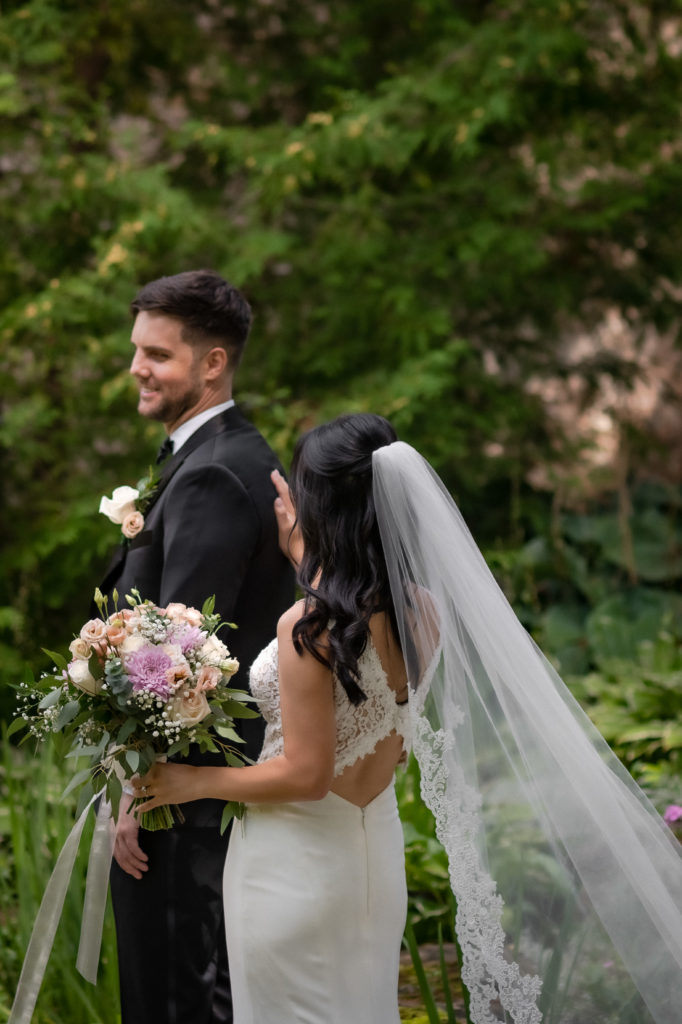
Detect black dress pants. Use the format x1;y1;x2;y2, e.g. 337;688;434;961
110;827;232;1024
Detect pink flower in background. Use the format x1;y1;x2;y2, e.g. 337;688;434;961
663;805;682;824
126;646;174;698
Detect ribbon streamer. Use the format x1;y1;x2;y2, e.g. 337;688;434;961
9;795;115;1023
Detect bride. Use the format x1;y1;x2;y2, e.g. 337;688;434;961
136;413;410;1023
135;412;682;1024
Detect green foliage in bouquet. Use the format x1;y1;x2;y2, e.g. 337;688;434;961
9;590;258;831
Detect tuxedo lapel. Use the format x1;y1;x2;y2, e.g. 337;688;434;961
145;406;248;517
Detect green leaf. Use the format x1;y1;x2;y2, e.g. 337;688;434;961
117;718;138;744
53;700;81;731
214;723;244;743
166;739;189;757
201;594;216;616
75;781;95;818
38;688;62;710
224;750;249;767
61;765;94;799
6;716;27;738
220;801;244;834
107;773;123;820
126;749;140;773
42;648;68;671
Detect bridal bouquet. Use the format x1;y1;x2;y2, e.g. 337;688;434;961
11;589;257;831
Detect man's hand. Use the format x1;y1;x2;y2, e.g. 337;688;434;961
113;793;149;880
271;469;303;568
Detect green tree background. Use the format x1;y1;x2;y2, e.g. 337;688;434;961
1;1;682;1019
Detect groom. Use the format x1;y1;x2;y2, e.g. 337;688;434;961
100;270;295;1024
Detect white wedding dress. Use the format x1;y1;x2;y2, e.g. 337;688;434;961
223;636;410;1024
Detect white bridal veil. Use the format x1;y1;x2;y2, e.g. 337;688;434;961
373;441;682;1024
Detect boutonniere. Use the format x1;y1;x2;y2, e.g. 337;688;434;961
99;467;160;540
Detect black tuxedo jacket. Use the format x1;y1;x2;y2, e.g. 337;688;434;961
100;405;295;826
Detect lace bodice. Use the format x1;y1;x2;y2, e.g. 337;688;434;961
250;636;410;775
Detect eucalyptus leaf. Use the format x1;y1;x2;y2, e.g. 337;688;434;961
38;688;62;711
75;781;95;818
61;766;93;800
117;718;138;744
108;773;123;820
53;700;81;731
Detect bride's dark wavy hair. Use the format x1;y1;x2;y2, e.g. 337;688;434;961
289;412;400;704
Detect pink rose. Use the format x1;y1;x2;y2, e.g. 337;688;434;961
183;607;203;628
80;619;107;646
166;688;211;726
106;622;128;647
108;609;135;624
165;602;188;621
121;511;144;539
196;665;221;692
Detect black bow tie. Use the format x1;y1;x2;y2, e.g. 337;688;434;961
156;437;174;464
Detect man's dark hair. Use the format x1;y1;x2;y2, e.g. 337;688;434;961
130;270;252;368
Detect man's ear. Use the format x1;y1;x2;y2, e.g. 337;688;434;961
203;345;229;381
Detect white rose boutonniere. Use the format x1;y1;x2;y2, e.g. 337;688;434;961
99;467;160;541
99;486;139;525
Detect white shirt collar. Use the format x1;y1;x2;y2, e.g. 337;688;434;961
169;399;235;453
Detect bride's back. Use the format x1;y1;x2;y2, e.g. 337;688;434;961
330;611;409;808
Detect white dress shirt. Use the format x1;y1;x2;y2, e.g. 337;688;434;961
169;399;236;453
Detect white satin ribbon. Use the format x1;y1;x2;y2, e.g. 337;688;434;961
9;794;115;1023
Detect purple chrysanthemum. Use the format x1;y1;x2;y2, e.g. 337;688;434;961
127;645;173;698
664;804;682;824
169;624;205;654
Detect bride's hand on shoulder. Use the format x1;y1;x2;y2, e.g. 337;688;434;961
271;469;303;568
132;762;201;813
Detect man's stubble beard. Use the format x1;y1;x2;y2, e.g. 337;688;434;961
138;373;204;426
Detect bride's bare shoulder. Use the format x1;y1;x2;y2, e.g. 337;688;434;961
277;600;306;634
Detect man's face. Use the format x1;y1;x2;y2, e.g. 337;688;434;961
130;312;205;430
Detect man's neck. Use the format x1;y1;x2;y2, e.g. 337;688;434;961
169;399;236;452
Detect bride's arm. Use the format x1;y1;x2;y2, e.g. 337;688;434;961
133;606;336;810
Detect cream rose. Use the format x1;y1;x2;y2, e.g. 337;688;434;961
196;665;221;692
99;486;139;525
69;637;92;660
121;511;145;539
162;643;184;663
68;659;102;695
221;657;239;678
199;634;230;667
166;688;211;726
80;619;107;646
120;634;145;657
